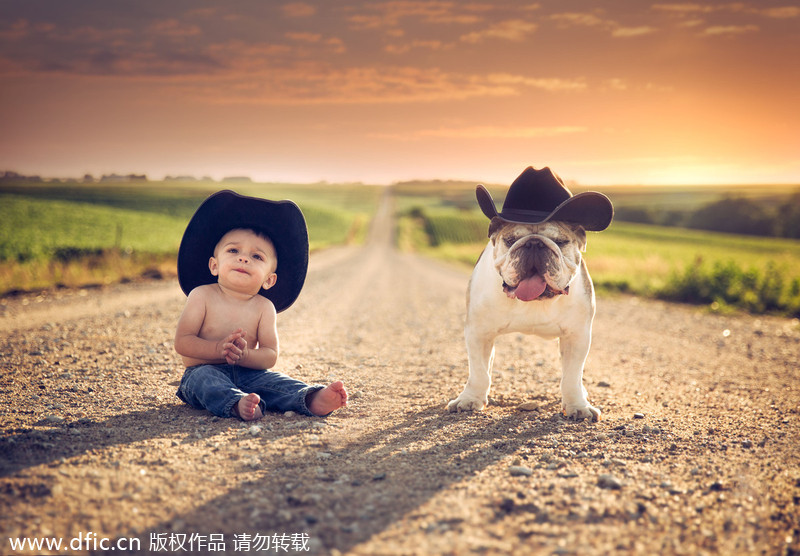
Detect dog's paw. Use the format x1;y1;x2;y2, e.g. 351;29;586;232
562;401;601;422
446;394;487;413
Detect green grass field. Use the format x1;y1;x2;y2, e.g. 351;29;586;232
0;181;381;294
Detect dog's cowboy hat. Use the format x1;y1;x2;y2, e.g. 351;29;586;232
177;190;309;313
476;166;613;231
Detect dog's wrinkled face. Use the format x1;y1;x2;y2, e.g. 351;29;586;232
489;218;586;301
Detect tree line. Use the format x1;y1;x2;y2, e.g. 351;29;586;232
613;190;800;239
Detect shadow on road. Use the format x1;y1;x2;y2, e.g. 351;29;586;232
0;403;306;479
128;403;568;555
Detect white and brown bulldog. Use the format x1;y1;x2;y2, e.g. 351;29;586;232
447;167;613;421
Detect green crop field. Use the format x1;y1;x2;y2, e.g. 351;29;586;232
0;181;381;294
0;195;187;261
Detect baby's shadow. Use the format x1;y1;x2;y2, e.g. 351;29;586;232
0;403;269;478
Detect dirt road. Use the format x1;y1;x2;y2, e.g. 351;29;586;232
1;192;799;555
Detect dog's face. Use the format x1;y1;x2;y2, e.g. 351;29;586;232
488;218;586;301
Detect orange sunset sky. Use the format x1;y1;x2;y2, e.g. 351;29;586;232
1;1;798;186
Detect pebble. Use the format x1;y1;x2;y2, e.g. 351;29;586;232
598;473;623;490
509;465;533;477
43;415;64;424
709;481;726;492
518;402;538;411
633;412;645;419
248;425;262;436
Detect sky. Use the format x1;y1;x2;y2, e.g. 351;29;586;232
1;1;799;186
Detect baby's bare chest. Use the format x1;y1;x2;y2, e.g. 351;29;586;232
199;302;262;342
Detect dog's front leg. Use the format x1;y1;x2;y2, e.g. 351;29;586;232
447;325;496;412
559;328;601;421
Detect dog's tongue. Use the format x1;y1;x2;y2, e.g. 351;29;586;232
515;274;547;301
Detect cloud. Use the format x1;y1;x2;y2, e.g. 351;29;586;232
549;12;608;28
407;125;588;139
368;124;587;141
651;4;718;15
282;2;317;18
284;33;347;55
549;11;656;38
460;19;538;43
285;32;323;43
347;1;487;30
0;19;31;41
677;18;705;27
148;19;202;39
758;6;800;18
601;78;628;91
185;7;220;19
652;2;799;19
165;64;588;106
385;40;445;54
486;73;587;92
700;24;759;36
612;26;657;37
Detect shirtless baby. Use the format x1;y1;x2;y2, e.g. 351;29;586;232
174;191;346;420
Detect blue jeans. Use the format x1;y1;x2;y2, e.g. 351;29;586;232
176;364;324;419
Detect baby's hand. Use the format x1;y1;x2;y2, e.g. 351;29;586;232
230;334;248;364
220;329;247;365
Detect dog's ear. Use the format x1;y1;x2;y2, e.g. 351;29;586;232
488;217;505;243
572;225;587;252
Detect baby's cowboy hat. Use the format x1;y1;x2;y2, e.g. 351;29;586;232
177;190;309;313
476;166;614;232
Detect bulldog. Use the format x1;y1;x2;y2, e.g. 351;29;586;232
446;167;613;421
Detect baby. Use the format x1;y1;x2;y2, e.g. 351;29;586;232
174;190;347;420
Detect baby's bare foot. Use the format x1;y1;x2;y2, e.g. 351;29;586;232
308;381;348;416
234;393;263;421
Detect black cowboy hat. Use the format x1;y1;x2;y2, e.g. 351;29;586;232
476;166;613;231
177;190;309;313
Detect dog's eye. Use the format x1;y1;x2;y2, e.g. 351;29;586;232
504;237;517;247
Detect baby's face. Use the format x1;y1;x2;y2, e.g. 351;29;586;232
209;229;277;295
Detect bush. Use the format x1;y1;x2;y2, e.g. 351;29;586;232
658;258;800;316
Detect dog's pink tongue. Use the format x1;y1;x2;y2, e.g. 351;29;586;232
515;274;547;301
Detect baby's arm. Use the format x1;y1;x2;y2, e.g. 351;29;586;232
174;288;237;363
237;300;279;370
